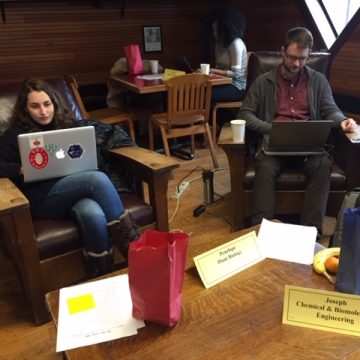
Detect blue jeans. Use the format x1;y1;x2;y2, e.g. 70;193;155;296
24;171;124;253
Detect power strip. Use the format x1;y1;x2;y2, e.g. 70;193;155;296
172;181;190;199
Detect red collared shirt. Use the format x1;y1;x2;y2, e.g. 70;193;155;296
275;67;310;121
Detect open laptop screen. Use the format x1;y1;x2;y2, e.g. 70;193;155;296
263;120;333;156
172;56;194;73
18;126;98;182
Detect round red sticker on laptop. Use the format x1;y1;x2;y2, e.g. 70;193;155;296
29;148;49;169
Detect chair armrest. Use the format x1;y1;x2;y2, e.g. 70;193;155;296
108;146;179;231
0;178;29;214
218;123;246;231
0;178;49;324
332;128;360;191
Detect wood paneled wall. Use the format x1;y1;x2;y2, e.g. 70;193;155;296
0;0;214;85
0;0;359;99
331;24;360;97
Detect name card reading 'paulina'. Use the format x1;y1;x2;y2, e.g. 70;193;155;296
193;231;264;288
283;285;360;337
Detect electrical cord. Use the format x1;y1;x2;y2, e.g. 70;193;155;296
176;165;204;191
193;195;232;231
169;195;180;224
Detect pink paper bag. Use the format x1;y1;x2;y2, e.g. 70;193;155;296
123;44;144;75
128;229;189;327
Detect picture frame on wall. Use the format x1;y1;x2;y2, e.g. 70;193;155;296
143;26;162;52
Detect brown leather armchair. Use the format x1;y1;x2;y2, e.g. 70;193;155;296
0;76;179;324
219;51;360;231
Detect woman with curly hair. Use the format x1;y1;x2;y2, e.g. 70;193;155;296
0;78;139;277
210;5;248;102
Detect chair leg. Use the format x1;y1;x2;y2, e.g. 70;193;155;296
190;134;195;154
159;128;171;158
148;121;155;150
212;106;218;147
205;123;219;168
127;118;136;142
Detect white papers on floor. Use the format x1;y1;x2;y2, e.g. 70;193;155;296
257;219;317;265
56;274;144;352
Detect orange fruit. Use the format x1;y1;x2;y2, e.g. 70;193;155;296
325;256;339;274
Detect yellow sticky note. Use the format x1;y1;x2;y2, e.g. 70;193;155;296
163;68;185;81
67;293;96;315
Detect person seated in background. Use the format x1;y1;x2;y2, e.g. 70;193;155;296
0;79;139;277
209;5;248;103
238;27;357;236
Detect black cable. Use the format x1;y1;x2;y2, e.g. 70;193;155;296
176;165;205;190
204;208;233;231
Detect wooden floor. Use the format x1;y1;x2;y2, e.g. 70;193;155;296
0;146;335;359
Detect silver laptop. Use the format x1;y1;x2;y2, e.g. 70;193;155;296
18;126;98;182
263;120;333;156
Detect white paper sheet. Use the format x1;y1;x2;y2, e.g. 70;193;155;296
256;219;317;265
136;74;163;80
56;274;144;352
349;125;360;143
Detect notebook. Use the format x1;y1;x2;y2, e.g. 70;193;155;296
263;120;333;156
18;126;98;182
172;56;194;73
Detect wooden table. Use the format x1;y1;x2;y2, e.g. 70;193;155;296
45;226;360;359
109;73;232;94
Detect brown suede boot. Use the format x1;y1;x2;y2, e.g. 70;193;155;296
83;248;114;278
107;210;140;259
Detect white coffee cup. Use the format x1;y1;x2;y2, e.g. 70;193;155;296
200;63;210;75
230;119;246;142
150;60;159;74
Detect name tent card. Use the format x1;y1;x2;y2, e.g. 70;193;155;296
193;231;264;288
283;285;360;337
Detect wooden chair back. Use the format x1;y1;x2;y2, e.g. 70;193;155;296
165;73;212;131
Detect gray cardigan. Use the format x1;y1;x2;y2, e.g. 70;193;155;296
238;65;346;149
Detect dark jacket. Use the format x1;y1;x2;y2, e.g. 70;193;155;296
238;65;346;152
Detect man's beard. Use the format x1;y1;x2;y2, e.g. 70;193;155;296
281;63;301;80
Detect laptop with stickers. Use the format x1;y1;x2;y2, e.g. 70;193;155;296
18;126;98;183
263;120;333;156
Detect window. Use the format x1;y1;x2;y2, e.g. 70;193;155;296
305;0;360;48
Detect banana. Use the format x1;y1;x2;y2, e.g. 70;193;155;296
312;247;340;284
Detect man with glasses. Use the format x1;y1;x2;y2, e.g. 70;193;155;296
238;27;357;237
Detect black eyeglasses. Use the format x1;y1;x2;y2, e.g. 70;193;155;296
284;51;309;63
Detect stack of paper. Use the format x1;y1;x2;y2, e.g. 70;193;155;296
56;274;144;352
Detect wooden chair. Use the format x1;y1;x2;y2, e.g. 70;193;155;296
65;75;136;141
218;51;360;231
148;73;219;168
0;77;179;325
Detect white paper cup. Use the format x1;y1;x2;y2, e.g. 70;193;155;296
200;63;210;75
231;119;246;142
150;60;159;74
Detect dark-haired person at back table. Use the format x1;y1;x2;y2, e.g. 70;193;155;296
209;5;247;103
0;78;139;277
238;27;357;237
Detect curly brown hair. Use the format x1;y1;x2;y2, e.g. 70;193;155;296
209;5;246;48
11;78;75;132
